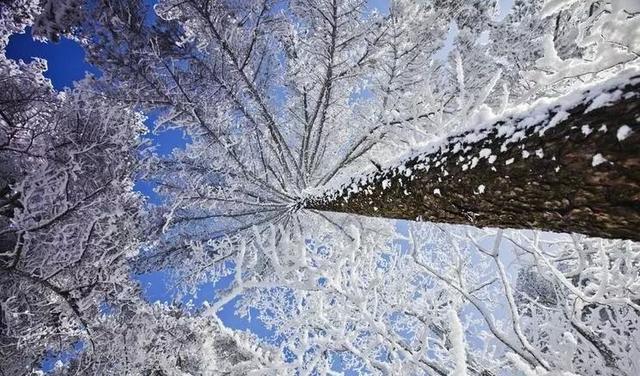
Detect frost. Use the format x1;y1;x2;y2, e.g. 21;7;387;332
616;125;632;141
5;1;640;374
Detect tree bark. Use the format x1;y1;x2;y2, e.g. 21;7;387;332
306;79;640;241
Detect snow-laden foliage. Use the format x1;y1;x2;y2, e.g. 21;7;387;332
80;0;639;374
0;0;83;44
1;0;639;375
40;301;277;375
0;40;141;374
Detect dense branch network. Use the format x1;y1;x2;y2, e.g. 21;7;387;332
1;0;640;375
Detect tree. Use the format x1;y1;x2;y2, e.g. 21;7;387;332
2;0;640;374
0;11;143;372
46;301;277;375
68;0;639;374
1;3;288;374
74;0;639;254
306;76;640;240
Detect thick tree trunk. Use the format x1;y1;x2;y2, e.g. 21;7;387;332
306;79;640;241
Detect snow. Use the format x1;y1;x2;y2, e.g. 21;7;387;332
581;125;592;136
309;62;640;206
479;148;492;158
612;0;640;13
448;308;467;376
433;188;441;196
475;185;485;194
616;125;632;141
549;111;569;128
537;34;563;66
541;0;582;18
592;153;607;167
562;332;577;346
585;90;623;113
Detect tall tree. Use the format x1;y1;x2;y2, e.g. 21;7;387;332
70;0;640;374
306;76;640;240
2;0;640;374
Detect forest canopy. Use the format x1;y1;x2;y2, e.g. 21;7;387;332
1;0;639;375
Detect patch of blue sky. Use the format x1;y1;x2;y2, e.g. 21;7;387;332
98;300;116;316
143;0;159;25
135;267;278;342
349;85;375;105
366;0;390;16
268;0;289;15
5;27;101;90
433;21;460;62
331;351;370;375
133;179;164;205
135;109;192;205
218;296;279;341
270;83;290;113
40;341;85;373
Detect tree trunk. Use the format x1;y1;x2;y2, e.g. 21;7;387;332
306;79;640;241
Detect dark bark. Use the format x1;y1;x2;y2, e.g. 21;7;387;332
306;80;640;241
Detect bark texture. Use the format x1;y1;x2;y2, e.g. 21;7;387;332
306;80;640;241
